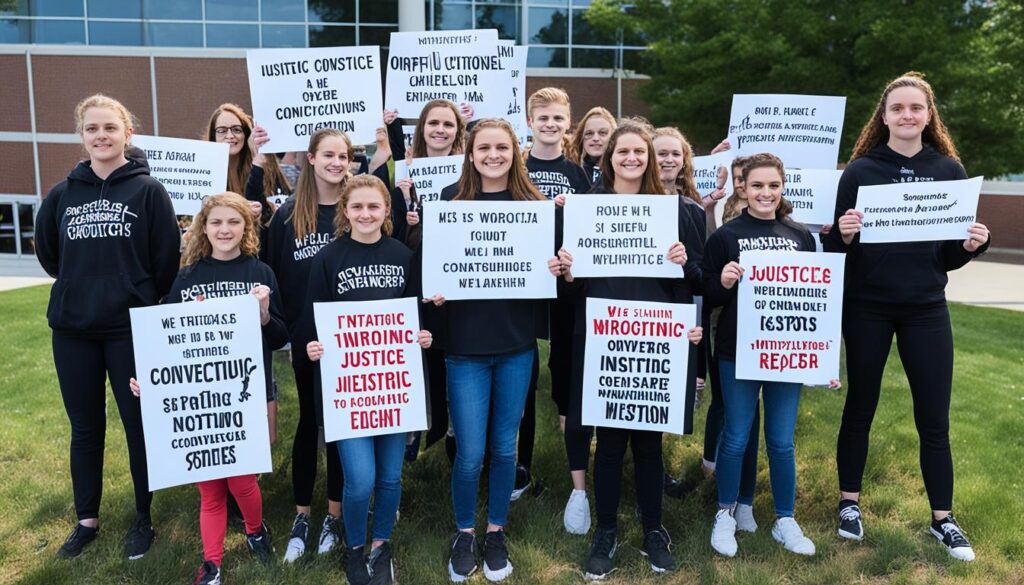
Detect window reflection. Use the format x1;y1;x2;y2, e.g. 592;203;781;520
527;46;566;68
146;22;203;46
529;7;567;45
261;0;304;22
89;20;143;46
206;0;258;22
206;23;259;47
309;24;355;47
309;0;355;23
262;24;305;47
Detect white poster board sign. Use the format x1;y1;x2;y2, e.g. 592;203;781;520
728;94;846;170
422;199;556;300
247;46;383;151
784;169;842;226
385;29;506;120
130;295;272;490
499;41;529;147
562;194;682;278
735;250;844;385
855;176;982;243
393;154;463;203
691;151;732;199
132;135;229;216
314;297;428;441
581;297;695;434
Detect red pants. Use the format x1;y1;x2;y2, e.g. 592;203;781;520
197;475;263;565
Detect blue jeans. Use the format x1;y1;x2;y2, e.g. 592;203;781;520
447;347;534;529
336;432;406;545
717;359;802;517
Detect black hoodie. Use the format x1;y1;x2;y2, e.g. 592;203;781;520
35;156;180;336
823;144;989;305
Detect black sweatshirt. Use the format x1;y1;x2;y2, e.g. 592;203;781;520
526;154;591;199
165;254;288;399
245;165;292;227
702;209;816;359
582;154;601;186
35;157;181;337
823;144;989;305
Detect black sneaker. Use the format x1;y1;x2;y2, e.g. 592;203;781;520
837;499;864;541
447;531;477;582
246;520;274;563
663;472;684;499
124;514;155;560
194;560;221;585
346;546;371;585
640;526;674;573
405;431;422;463
930;514;976;561
583;526;617;580
509;465;531;502
57;523;98;559
482;530;513;582
368;542;395;585
283;512;310;563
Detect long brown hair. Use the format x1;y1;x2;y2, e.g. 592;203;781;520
204;104;291;210
454;119;544;202
412;100;467;158
291;129;352;240
180;192;260;267
334;174;394;238
740;153;794;221
653;126;699;203
568;106;616;166
850;72;959;162
599;118;665;195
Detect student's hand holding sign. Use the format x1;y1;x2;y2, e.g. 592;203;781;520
557;248;574;282
963;223;989;252
721;261;744;290
667;242;687;266
838;209;864;244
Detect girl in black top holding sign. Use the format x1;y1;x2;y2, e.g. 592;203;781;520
824;72;990;561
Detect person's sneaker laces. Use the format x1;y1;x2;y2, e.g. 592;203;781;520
837;499;864;541
639;526;674;573
447;531;477;582
123;515;155;560
194;560;221;585
317;514;343;554
734;503;758;533
509;465;532;502
711;508;738;557
772;517;816;556
57;523;98;559
563;489;592;535
282;512;310;563
246;520;274;563
482;530;513;582
368;542;395;585
583;526;617;580
345;546;371;585
930;514;975;562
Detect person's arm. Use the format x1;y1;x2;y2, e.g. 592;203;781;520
386;110;406;162
680;204;705;294
941;224;991;271
244;164;266;203
148;183;183;299
263;209;285;270
34;184;63;278
824;168;859;252
367;126;393;176
262;270;289;350
701;233;735;308
298;251;333;348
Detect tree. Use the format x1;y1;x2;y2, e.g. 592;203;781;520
585;0;1024;176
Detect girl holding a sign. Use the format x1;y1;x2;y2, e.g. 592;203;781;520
35;94;180;560
826;73;990;561
568;107;617;186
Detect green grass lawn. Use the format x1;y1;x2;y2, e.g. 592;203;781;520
1;284;1022;585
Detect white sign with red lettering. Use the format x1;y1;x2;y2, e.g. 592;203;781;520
735;250;845;384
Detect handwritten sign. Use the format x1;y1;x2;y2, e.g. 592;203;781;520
784;169;842;226
728;94;846;170
132;135;229;216
499;41;529;147
691;151;733;198
855;176;982;243
394;154;463;203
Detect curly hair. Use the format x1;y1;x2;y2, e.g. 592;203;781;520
180;192;260;267
652;127;699;203
568;106;617;166
334;174;394;238
454;119;545;202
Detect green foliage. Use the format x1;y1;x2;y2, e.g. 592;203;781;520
585;0;1024;177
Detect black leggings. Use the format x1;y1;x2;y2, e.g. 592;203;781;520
52;332;151;521
837;301;955;510
594;427;663;533
423;346;449;448
291;351;343;507
514;345;540;469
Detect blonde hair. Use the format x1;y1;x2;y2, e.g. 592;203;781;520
74;94;136;150
599;117;665;195
455;119;545;202
334;174;394;237
652;127;699;203
527;87;571;119
291;129;352;240
568;107;617;165
181;192;260;267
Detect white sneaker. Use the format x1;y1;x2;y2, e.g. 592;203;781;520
711;509;738;557
282;512;309;563
930;514;975;562
563;489;592;535
772;517;815;556
317;514;343;554
734;504;758;533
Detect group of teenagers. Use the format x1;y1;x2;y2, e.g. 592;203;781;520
35;70;991;584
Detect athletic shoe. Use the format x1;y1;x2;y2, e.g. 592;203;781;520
405;431;422;463
246;520;274;563
772;517;815;556
368;542;395;585
317;514;343;554
282;512;310;563
482;530;513;582
930;514;975;562
194;560;221;585
711;509;738;557
124;515;155;560
509;465;531;502
837;500;864;541
447;531;477;582
345;546;371;585
640;526;674;573
735;503;758;533
57;523;98;559
662;472;684;499
563;489;592;535
583;526;617;580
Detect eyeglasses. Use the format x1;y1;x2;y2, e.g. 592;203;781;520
214;126;245;136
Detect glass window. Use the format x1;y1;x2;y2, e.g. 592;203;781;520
206;23;259;47
360;0;397;24
205;0;257;21
143;0;201;20
475;4;516;41
571;8;615;46
433;2;471;31
145;22;203;46
88;20;143;46
33;18;85;43
309;24;355;47
622;48;645;71
88;0;141;19
527;46;566;68
572;0;592;5
262;24;305;47
528;7;566;45
359;25;396;46
25;0;83;17
571;47;614;68
0;19;30;42
261;0;303;22
0;203;15;255
308;0;354;23
19;202;36;257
